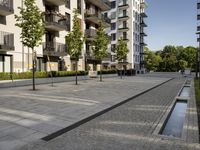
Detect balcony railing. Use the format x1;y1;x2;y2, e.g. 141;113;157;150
118;0;129;9
43;42;66;56
85;0;111;11
118;15;129;20
0;0;13;16
44;0;65;6
43;12;67;31
0;31;14;51
85;29;97;39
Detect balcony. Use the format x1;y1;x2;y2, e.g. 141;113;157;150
197;26;200;34
140;41;147;46
141;12;147;18
43;12;67;31
140;21;147;27
140;31;147;36
103;16;111;27
43;42;66;57
118;26;129;32
85;0;111;11
118;15;129;21
0;31;14;51
118;1;129;9
85;10;102;25
85;29;97;40
44;0;65;6
198;3;200;9
0;0;13;16
140;0;147;9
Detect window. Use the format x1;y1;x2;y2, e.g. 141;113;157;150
111;1;116;9
66;13;71;31
123;32;127;40
111;23;116;30
111;33;116;41
0;55;12;73
111;44;116;52
77;0;81;14
66;0;70;9
111;55;116;62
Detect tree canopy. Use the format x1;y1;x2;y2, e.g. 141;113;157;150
144;45;197;72
15;0;45;50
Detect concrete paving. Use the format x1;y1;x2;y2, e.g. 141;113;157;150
0;75;171;150
15;73;200;150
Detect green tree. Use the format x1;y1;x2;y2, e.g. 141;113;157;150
116;37;129;79
15;0;45;90
66;9;84;85
92;22;109;82
144;47;161;71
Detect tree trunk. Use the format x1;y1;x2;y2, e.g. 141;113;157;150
75;60;78;85
100;61;102;82
32;48;36;90
120;64;122;79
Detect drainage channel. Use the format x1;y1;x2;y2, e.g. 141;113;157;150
161;100;187;137
159;79;191;138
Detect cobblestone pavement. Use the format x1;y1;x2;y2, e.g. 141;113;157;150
0;76;171;150
16;75;200;150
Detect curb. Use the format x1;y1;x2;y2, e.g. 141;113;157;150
42;78;174;141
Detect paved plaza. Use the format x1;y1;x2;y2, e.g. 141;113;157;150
0;73;198;150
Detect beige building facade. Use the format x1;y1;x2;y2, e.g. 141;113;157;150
0;0;111;73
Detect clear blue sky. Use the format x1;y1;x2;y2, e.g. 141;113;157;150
146;0;196;51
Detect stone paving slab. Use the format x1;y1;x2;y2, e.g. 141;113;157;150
0;76;170;149
16;76;200;150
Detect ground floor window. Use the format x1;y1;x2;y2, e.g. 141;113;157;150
0;55;12;73
37;57;46;71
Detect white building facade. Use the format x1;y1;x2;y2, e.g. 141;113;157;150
0;0;111;73
104;0;147;73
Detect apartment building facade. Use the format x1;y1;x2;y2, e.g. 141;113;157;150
104;0;147;73
0;0;111;73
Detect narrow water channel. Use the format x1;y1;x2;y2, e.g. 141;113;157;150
179;86;190;97
161;101;187;138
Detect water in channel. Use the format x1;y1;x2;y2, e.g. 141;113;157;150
161;101;187;138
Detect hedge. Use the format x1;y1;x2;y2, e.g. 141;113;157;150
0;71;87;80
0;70;117;80
97;69;117;75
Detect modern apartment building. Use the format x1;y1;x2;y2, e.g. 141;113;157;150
0;0;111;73
104;0;147;73
84;0;111;71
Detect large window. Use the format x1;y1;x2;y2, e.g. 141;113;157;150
77;0;81;14
111;23;116;30
65;0;70;9
66;13;71;31
0;55;12;73
111;1;116;9
111;33;116;41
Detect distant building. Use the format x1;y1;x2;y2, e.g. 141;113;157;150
104;0;147;73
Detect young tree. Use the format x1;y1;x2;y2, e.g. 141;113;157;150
92;22;109;82
15;0;45;90
66;9;84;85
116;37;129;79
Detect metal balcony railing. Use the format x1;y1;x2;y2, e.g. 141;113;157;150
0;31;14;50
0;0;13;10
43;42;66;53
44;12;66;27
85;29;97;38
